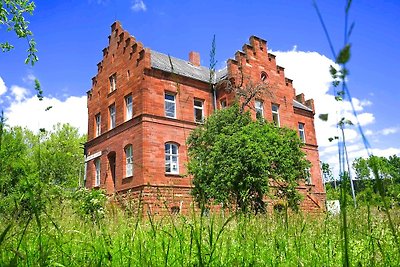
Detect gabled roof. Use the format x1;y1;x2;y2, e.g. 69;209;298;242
293;99;313;112
150;50;211;83
150;50;313;113
150;50;228;84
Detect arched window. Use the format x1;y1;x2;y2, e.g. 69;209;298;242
165;143;179;174
261;72;268;82
125;145;133;177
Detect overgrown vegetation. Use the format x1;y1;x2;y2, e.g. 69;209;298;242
187;104;309;213
0;202;399;266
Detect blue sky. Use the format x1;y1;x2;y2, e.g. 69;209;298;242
1;0;399;177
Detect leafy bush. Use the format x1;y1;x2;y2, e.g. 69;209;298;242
73;188;107;221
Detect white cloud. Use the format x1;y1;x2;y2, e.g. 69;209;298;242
22;73;36;84
381;127;398;136
4;91;87;135
272;49;400;180
10;85;29;102
132;0;146;12
0;76;7;97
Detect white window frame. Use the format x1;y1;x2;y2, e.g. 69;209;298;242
165;143;179;174
255;100;264;119
125;95;133;121
298;122;306;143
95;113;101;137
271;104;280;126
125;145;133;177
165;93;176;118
194;99;204;123
94;158;101;187
109;73;117;92
109;104;116;129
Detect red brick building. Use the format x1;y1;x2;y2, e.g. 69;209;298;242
84;21;325;213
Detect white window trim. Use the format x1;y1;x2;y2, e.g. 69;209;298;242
194;99;204;123
125;145;133;177
125;95;133;121
95;113;101;137
109;104;116;129
298;122;306;143
165;143;179;174
272;104;280;126
255;100;264;119
165;93;176;118
95;158;101;187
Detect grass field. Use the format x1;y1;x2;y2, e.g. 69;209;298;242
1;201;399;267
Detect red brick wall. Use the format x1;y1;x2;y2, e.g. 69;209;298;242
85;22;326;214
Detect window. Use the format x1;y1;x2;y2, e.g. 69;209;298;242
298;123;305;142
125;95;133;121
165;93;176;118
271;104;280;126
220;99;227;109
261;72;268;82
109;104;116;129
194;99;204;123
255;100;264;119
94;158;101;187
109;73;117;92
125;145;133;177
165;143;179;174
305;167;312;184
95;113;101;137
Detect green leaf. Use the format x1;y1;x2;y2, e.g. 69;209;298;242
319;114;329;121
336;44;351;64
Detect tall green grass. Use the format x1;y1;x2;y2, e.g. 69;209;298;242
1;202;399;266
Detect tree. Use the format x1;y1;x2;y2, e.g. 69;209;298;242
40;123;86;188
187;104;309;213
0;123;86;218
352;155;400;206
1;0;38;65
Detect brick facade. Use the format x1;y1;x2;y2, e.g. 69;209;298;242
84;21;326;214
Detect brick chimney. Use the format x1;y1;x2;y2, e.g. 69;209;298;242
189;51;200;66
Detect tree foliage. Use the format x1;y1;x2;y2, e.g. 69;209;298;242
0;122;85;218
0;0;38;64
352;155;400;206
187;104;309;212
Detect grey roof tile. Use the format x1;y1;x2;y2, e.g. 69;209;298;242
293;99;313;112
150;50;212;83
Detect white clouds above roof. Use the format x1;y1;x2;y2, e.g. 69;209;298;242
132;0;146;12
272;49;399;177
